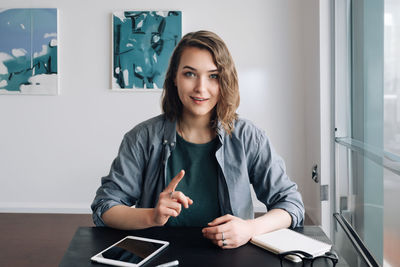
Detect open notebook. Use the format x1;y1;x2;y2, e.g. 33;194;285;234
250;228;332;262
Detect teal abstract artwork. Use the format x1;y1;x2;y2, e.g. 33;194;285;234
112;11;182;90
0;8;58;95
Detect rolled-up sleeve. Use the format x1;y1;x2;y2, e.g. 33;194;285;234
249;133;305;228
91;134;144;226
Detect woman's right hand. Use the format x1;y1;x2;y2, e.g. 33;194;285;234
152;170;193;226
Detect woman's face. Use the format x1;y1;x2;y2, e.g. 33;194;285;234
175;47;220;121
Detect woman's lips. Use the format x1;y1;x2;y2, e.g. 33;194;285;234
190;96;209;103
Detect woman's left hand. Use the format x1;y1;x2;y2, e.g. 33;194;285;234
201;214;254;249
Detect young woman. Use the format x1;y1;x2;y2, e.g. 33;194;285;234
91;30;304;249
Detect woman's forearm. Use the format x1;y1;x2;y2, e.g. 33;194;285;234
248;208;292;237
102;205;157;230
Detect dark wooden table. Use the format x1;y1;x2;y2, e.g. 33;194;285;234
60;226;347;267
0;213;93;267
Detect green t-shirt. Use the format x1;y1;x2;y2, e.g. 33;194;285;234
166;133;220;227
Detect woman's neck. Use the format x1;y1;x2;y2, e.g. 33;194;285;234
177;113;216;144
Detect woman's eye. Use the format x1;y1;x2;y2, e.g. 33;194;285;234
210;73;219;79
184;72;195;77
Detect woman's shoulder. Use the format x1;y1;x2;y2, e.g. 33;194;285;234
230;118;275;158
124;114;167;141
232;117;267;141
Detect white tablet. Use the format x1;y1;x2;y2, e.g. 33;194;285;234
91;235;169;267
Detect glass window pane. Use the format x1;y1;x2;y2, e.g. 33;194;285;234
384;0;400;157
383;169;400;266
384;1;400;266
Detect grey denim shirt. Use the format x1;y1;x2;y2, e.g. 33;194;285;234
91;114;305;228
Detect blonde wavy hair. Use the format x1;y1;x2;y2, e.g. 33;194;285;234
161;30;240;135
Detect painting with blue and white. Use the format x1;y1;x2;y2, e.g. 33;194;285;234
0;8;58;95
112;11;181;90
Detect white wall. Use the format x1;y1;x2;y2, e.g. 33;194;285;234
0;0;320;217
301;0;323;225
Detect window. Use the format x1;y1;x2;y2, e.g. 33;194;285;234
334;0;400;266
383;0;400;265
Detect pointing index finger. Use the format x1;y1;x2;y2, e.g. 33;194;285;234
165;170;185;192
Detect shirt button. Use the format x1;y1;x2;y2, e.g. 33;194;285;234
171;142;175;147
163;139;168;145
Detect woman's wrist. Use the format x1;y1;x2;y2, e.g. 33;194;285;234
103;206;161;230
148;208;161;227
246;219;258;238
249;209;292;237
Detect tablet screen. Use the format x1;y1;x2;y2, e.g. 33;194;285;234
91;236;169;266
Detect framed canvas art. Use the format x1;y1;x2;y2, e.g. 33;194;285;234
0;8;59;95
112;11;182;91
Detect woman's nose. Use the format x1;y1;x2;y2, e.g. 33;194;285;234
194;76;207;93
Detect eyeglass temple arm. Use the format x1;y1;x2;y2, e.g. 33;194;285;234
278;250;313;258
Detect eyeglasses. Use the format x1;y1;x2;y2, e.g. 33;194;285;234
278;250;338;267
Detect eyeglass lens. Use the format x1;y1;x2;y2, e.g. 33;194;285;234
280;255;337;267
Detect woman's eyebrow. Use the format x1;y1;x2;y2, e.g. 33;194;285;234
182;66;196;71
182;65;218;72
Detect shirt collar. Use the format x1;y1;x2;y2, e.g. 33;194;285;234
216;120;225;144
163;115;226;145
163;116;177;146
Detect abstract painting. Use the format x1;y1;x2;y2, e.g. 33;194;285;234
0;8;58;95
112;11;181;90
